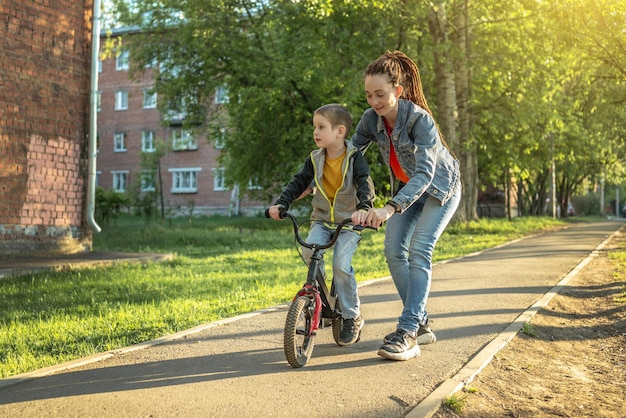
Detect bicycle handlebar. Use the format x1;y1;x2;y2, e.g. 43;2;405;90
265;209;376;250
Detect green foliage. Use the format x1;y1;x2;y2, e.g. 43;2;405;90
572;192;601;216
105;0;626;215
95;187;131;226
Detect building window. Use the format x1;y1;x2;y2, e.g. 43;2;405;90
116;50;129;71
213;167;227;191
140;171;156;192
96;91;102;112
98;60;102;73
111;171;129;192
214;126;226;149
248;177;262;190
215;86;229;104
114;133;126;152
169;168;200;193
171;128;197;151
143;88;157;108
96;171;101;187
115;90;128;110
142;130;155;152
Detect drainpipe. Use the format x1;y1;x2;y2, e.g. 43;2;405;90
87;0;102;233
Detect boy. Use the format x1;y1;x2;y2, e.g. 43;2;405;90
268;103;375;345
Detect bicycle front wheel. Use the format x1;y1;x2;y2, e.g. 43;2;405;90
284;296;316;368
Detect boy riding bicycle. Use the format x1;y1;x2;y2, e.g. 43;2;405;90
268;103;375;345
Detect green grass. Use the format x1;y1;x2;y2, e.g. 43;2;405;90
521;322;538;338
443;392;468;413
608;239;626;304
0;214;569;378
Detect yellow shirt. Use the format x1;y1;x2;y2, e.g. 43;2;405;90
322;150;346;202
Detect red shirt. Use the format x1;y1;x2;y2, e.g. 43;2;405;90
384;119;410;184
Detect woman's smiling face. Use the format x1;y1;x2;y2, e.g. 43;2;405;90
364;74;402;120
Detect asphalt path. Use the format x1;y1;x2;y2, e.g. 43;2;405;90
0;220;624;417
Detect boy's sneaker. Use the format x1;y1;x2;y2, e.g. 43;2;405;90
339;315;364;345
384;321;436;345
377;329;420;361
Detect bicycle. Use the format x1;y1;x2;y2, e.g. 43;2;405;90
265;208;375;368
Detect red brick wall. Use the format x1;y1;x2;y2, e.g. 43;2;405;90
0;1;93;255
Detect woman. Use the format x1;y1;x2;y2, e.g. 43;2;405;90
352;50;461;361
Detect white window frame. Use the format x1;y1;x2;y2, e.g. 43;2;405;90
115;90;128;110
213;167;227;191
114;132;126;152
248;177;262;190
214;126;226;149
215;86;229;104
116;50;129;71
111;171;129;192
171;128;197;151
169;168;200;193
140;170;156;192
141;130;155;152
143;88;157;108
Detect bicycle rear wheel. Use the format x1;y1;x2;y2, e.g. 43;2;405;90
284;296;316;368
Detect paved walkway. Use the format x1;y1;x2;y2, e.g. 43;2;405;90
0;220;624;417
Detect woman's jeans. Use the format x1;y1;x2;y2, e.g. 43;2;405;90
301;221;362;319
384;186;461;334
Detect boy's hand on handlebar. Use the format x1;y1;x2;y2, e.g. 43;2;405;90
268;205;285;220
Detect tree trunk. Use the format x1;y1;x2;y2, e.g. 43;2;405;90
428;2;465;222
451;0;479;221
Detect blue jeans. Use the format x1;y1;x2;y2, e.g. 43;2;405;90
384;186;461;334
301;221;362;319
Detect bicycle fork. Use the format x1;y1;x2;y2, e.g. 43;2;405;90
293;250;335;336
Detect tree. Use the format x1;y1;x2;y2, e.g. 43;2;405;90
107;0;625;219
110;0;404;203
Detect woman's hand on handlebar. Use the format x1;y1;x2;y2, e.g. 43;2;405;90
351;210;368;226
363;205;395;228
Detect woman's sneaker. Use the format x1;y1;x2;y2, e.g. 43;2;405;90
416;322;437;345
384;321;436;345
339;315;363;345
377;329;420;361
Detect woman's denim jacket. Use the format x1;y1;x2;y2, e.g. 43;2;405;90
351;99;460;213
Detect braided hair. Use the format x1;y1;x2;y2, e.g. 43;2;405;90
364;50;452;152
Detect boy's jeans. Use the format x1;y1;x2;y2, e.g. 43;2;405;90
384;186;461;334
301;221;362;319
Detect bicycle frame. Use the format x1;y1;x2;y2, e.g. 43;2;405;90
279;212;361;337
266;208;375;368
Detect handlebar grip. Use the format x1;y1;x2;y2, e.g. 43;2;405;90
265;206;287;219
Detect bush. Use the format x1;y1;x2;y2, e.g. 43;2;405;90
95;187;131;226
571;192;600;216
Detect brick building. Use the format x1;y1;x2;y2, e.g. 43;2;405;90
0;1;95;256
97;29;263;216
